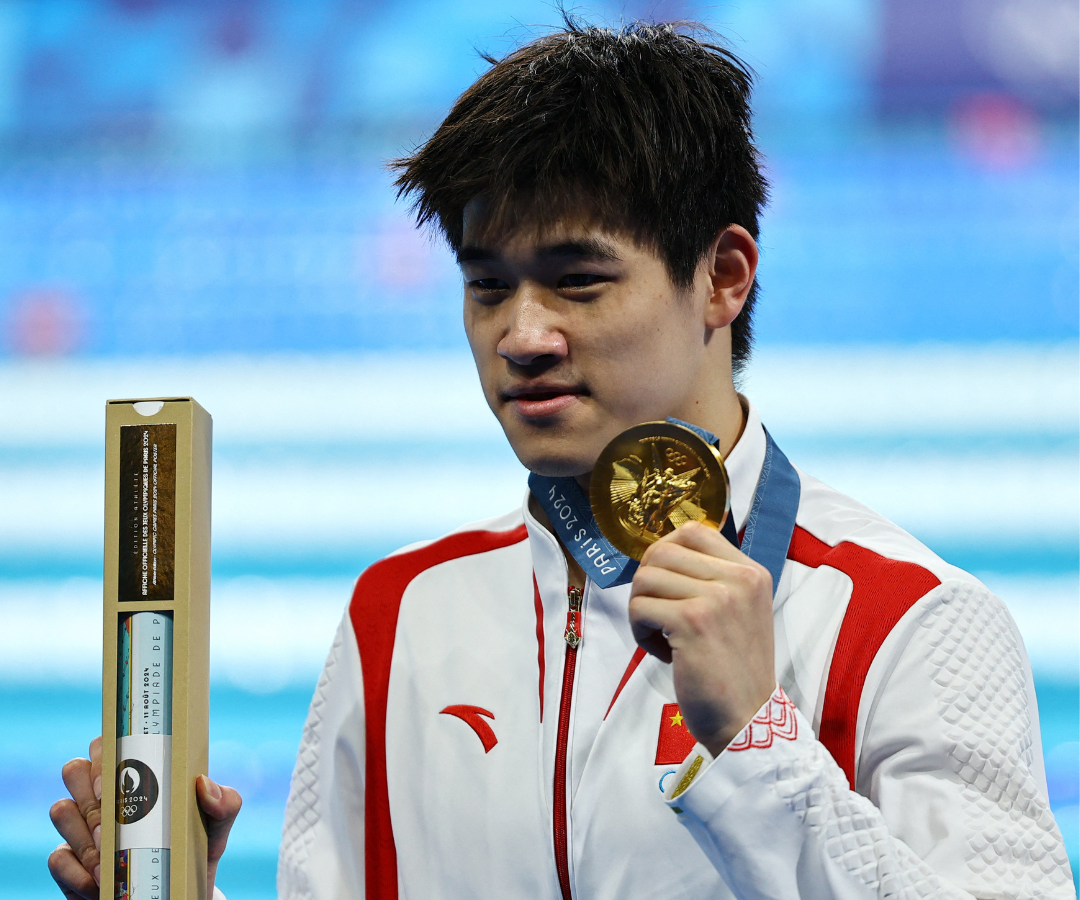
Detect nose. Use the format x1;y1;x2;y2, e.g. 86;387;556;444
496;291;567;367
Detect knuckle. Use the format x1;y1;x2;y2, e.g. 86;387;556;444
746;562;772;595
77;840;100;870
83;803;102;831
649;541;678;563
631;565;660;592
640;545;663;568
47;844;70;873
61;758;87;782
704;581;731;605
48;843;86;886
50;798;75;827
680;598;713;632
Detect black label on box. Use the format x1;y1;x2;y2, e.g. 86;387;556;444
119;424;175;603
116;758;160;824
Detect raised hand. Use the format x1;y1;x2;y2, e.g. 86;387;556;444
48;737;103;899
628;520;776;756
48;737;242;899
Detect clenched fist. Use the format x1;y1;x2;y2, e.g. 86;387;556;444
629;520;776;756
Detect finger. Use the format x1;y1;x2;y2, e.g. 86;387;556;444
642;527;773;606
632;564;708;602
61;758;102;848
628;593;685;661
642;519;742;566
635;539;726;583
48;842;100;900
635;628;673;663
51;795;100;879
89;736;102;803
197;775;242;864
632;553;752;602
628;591;683;635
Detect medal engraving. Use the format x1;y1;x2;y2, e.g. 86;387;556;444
590;421;730;560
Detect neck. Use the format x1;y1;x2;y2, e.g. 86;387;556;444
671;326;747;457
528;493;588;588
672;384;747;458
572;386;747;495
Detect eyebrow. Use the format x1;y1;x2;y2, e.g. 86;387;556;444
456;237;621;265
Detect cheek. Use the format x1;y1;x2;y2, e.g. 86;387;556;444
462;304;507;406
601;296;687;369
463;295;500;353
594;299;699;406
463;304;497;393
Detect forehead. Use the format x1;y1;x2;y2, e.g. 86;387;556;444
459;197;646;264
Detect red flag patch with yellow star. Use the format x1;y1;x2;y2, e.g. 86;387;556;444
655;703;698;765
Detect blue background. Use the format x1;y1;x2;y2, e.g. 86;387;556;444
0;0;1075;896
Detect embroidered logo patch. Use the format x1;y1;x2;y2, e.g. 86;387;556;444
654;703;698;765
440;705;498;753
728;687;798;751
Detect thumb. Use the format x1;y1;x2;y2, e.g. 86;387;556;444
196;774;242;894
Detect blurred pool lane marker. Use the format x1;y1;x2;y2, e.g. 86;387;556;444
5;449;1071;556
0;577;355;689
0;344;1076;445
0;573;1075;687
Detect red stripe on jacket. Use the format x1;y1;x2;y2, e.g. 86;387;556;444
788;526;941;789
532;576;547;722
349;524;529;900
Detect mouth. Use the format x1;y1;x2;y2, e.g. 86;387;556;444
502;383;587;419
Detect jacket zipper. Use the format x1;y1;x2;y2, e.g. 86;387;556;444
553;584;582;900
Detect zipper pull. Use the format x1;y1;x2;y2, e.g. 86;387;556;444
564;586;583;649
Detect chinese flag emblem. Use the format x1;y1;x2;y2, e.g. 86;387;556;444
655;703;698;765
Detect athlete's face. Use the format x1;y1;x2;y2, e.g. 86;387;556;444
460;204;757;478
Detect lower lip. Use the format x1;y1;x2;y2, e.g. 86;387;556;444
511;393;580;418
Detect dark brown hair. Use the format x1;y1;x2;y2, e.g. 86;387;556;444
391;19;769;372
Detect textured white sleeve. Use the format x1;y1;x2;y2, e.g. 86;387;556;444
663;580;1075;900
277;611;367;900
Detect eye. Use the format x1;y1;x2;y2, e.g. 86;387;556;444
470;278;510;293
558;273;605;289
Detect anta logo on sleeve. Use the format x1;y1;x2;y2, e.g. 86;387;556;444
115;758;159;823
440;705;498;753
654;703;698;765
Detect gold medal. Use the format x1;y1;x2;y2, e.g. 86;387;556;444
589;421;730;560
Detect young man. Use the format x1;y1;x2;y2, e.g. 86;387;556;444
50;21;1073;900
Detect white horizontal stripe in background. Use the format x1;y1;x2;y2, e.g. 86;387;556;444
1;451;1073;552
1;344;1075;443
0;345;1075;685
0;572;1075;687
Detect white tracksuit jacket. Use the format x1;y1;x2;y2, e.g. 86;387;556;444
276;403;1074;900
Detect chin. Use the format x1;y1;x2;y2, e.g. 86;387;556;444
523;457;593;478
498;410;605;478
508;438;595;479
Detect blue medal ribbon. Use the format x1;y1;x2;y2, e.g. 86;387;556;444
529;418;801;595
742;428;800;598
528;472;637;588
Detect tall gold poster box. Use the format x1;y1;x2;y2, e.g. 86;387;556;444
101;398;212;900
